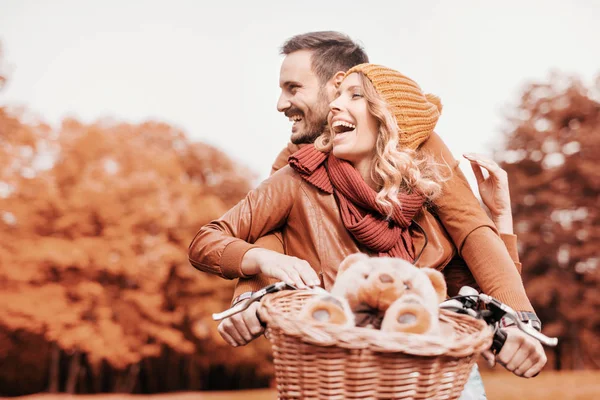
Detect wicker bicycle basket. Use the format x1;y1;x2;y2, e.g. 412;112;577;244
259;290;493;400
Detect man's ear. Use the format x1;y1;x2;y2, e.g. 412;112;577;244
331;71;346;88
422;268;447;304
337;253;369;275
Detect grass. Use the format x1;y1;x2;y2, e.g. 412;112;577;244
9;371;600;400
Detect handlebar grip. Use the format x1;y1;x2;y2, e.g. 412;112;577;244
491;328;507;354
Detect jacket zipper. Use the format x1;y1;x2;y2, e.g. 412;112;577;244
411;220;428;265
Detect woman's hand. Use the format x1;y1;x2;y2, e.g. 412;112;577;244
241;248;321;289
493;326;548;378
463;153;513;234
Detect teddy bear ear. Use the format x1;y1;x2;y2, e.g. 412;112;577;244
337;253;369;275
422;268;448;303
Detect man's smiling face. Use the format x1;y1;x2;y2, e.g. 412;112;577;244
276;50;330;145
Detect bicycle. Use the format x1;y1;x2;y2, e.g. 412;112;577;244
213;282;558;399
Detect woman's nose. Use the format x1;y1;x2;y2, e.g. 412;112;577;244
329;99;341;112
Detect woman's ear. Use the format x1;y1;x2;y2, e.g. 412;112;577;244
422;268;447;304
337;253;369;275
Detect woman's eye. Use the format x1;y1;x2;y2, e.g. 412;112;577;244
352;93;363;99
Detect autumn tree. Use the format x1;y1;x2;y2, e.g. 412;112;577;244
0;51;273;394
497;73;600;370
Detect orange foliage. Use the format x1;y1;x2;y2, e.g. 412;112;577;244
497;73;600;370
0;62;273;393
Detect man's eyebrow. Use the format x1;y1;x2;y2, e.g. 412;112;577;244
281;80;302;89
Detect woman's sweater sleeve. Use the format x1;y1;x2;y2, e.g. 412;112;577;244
420;133;531;311
501;233;522;274
462;227;533;311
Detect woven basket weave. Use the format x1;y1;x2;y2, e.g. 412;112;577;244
259;290;493;400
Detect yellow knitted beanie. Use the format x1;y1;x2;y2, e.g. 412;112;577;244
345;63;442;150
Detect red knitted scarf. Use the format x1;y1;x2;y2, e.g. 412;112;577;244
289;145;425;261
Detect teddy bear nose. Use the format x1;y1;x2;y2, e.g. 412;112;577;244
379;273;394;283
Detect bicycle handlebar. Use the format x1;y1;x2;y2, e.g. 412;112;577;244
478;293;558;347
213;283;558;350
212;282;327;321
212;282;292;321
440;289;558;349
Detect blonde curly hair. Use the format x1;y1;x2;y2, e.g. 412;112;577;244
315;72;449;215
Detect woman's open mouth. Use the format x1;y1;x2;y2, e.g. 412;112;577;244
332;120;356;142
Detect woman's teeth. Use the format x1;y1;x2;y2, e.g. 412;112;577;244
332;120;356;134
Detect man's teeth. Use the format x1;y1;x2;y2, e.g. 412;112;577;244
289;115;302;122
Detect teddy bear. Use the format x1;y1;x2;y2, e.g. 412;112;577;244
299;253;447;335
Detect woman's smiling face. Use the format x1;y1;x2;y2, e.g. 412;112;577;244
328;73;379;165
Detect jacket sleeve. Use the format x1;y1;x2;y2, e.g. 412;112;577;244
231;234;283;301
230;143;302;300
188;167;301;279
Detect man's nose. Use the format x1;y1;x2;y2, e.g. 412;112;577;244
277;93;291;112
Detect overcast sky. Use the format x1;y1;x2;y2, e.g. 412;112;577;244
1;0;599;187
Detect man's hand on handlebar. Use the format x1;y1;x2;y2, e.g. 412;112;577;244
241;248;321;289
217;302;264;347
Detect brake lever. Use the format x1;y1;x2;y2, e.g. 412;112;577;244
212;282;295;321
443;287;558;349
479;294;558;347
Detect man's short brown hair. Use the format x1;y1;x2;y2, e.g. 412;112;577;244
280;31;369;85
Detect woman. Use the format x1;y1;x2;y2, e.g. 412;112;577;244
189;64;546;380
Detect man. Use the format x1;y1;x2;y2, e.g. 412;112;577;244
190;31;544;381
215;31;369;344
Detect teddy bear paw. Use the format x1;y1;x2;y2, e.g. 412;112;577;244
299;295;355;327
381;295;435;334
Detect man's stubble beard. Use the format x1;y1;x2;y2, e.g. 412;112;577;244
291;88;330;145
